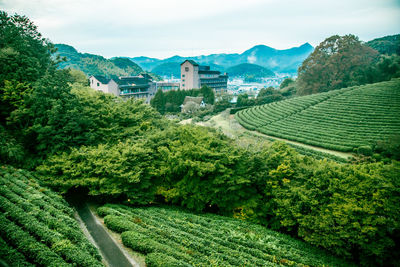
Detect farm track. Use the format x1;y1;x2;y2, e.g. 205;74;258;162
72;201;138;267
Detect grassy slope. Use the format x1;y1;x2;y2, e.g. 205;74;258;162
0;166;103;267
97;204;353;267
197;110;351;162
236;79;400;152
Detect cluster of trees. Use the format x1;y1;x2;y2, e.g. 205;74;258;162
235;85;295;108
150;85;214;114
0;11;164;166
297;34;400;95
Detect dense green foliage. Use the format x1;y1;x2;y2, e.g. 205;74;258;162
280;78;295;89
150;85;214;114
7;77;161;159
0;166;103;266
0;11;57;122
235;86;293;109
226;63;275;79
297;34;391;95
236;79;400;153
97;204;352;267
366;34;400;55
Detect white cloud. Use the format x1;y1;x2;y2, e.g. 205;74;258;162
1;0;399;58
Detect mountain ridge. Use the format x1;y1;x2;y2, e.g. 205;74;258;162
131;43;314;75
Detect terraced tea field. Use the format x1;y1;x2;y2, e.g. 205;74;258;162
97;204;352;267
0;166;103;267
235;79;400;152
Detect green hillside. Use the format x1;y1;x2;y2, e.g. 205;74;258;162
366;34;400;55
227;63;275;78
0;166;103;266
236;79;400;152
151;62;181;78
55;44;144;79
97;204;352;267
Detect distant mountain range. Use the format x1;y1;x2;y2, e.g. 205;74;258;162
130;43;314;76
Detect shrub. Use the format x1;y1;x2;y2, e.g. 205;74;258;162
357;145;373;156
146;252;188;267
121;231;159;254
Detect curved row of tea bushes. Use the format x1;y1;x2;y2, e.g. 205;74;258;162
97;204;353;267
235;79;400;152
0;166;103;266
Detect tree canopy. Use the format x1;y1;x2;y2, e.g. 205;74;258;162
297;35;379;95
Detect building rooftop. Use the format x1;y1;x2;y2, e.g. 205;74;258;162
181;59;199;66
117;76;150;86
198;70;221;75
92;75;113;84
183;96;204;105
199;66;210;71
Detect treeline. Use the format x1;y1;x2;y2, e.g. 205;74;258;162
150;85;214;114
1;11;399;266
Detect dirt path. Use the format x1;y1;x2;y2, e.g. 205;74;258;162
72;201;138;267
199;110;353;159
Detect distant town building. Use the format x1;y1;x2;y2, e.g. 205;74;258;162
180;60;228;93
89;73;156;104
155;82;180;92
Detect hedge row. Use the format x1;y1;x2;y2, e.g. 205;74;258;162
0;166;103;266
98;204;353;267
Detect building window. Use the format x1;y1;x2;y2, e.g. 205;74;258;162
97;82;100;87
182;79;185;82
182;84;185;87
182;74;185;77
185;67;189;72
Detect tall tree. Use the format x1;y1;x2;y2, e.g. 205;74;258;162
0;11;57;121
297;35;379;95
150;89;166;114
200;85;215;105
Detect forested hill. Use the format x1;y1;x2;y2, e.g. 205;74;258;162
55;44;155;80
226;63;275;78
366;34;400;55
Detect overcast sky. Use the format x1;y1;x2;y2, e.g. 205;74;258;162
1;0;399;59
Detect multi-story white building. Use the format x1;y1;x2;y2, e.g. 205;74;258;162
89;74;156;103
180;60;228;93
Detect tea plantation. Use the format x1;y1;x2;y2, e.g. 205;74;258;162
235;79;400;152
0;166;103;267
97;204;353;267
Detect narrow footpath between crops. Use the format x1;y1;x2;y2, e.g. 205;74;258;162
71;199;138;267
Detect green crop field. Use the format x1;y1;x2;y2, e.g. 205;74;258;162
97;204;353;267
0;166;103;267
235;79;400;152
